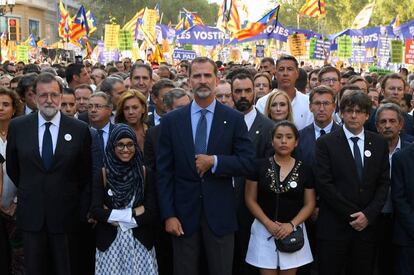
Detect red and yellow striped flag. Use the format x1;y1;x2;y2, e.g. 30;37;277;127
299;0;326;18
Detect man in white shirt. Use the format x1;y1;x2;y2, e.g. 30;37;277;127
256;55;313;130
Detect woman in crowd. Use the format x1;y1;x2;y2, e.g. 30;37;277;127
91;124;158;274
245;121;315;275
0;87;23;275
264;90;294;124
115;90;148;152
254;72;272;101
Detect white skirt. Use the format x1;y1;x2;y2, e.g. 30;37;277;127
245;219;313;270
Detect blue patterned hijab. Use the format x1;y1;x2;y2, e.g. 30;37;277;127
104;123;144;208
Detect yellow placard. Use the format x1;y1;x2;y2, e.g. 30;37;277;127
288;33;306;57
16;45;29;62
138;9;158;47
104;24;120;49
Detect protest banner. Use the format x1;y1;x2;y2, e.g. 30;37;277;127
390;40;404;63
104;24;120;49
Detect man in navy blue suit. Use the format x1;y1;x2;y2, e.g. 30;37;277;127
157;57;255;275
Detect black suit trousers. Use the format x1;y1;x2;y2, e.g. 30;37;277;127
318;237;376;275
23;230;74;275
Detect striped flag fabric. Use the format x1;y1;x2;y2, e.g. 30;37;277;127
86;10;97;35
175;11;204;30
216;0;241;35
69;5;89;43
299;0;326;18
234;5;280;41
351;2;375;29
122;8;145;38
58;1;70;39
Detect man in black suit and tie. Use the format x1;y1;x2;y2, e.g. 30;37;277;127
157;57;255;275
147;79;175;128
391;143;414;275
375;102;412;275
229;72;274;275
6;73;92;275
315;90;390;275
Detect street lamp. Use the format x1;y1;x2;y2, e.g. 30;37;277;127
0;0;15;63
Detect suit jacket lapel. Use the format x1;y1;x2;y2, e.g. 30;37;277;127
51;114;69;169
177;105;197;173
207;103;225;153
248;113;261;144
338;129;361;182
30;113;44;170
362;132;373;184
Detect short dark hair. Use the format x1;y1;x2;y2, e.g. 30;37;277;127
260;57;275;66
271;120;300;141
296;68;308;92
34;72;63;94
340;90;372;114
163;88;190;109
308;69;320;81
381;73;406;90
99;77;124;97
309;85;336;103
276;55;299;69
375;102;404;124
130;64;153;79
16;73;37;97
254;72;271;87
339;84;361;100
23;64;40;75
74;84;93;94
318;66;341;82
189;57;218;77
66;63;85;84
152;79;175;97
230;73;254;92
63;87;75;96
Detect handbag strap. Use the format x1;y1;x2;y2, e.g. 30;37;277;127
269;157;280;221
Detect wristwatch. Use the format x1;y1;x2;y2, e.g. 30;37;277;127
289;221;297;231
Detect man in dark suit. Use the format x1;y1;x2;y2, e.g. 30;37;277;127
157;57;255;275
6;73;92;275
146;79;175;128
375;102;412;275
391;143;414;275
315;90;390;275
229;72;274;275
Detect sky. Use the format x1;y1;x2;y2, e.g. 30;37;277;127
210;0;275;22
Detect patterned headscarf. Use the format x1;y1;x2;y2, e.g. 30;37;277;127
104;123;144;209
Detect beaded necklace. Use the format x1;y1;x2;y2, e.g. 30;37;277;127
265;156;301;194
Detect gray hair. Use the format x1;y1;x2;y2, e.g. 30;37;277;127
375;102;404;124
163;88;190;109
99;76;124;96
89;91;113;108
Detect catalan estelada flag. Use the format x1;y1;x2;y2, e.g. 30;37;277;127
122;8;145;38
23;34;37;48
58;1;70;40
69;5;89;43
216;0;241;35
86;10;97;35
234;5;280;41
175;11;204;30
299;0;326;18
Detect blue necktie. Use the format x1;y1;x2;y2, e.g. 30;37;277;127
97;129;105;153
194;109;207;154
351;137;363;181
42;122;53;170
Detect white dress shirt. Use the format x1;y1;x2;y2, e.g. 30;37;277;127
244;108;257;131
93;122;111;149
154;110;161;126
25;105;34;115
314;120;334;139
343;125;365;165
38;112;61;155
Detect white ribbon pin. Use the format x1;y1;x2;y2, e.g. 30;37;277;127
108;189;113;196
64;134;72;141
364;150;372;157
290;181;298;188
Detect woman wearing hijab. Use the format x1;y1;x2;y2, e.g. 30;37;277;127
91;123;158;274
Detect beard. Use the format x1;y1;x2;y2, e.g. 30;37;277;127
235;98;253;112
38;104;60;120
193;85;212;99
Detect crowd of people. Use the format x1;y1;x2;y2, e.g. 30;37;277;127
0;54;413;275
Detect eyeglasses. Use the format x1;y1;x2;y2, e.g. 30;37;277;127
87;104;109;110
38;93;61;100
343;108;366;115
321;78;339;84
311;101;334;108
115;142;135;151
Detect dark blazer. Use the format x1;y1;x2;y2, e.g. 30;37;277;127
315;129;390;241
6;112;92;233
391;144;414;246
157;101;255;237
144;125;161;170
147;113;155;128
296;122;342;166
77;111;89;124
90;168;159;251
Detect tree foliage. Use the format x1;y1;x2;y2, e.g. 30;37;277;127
79;0;219;38
271;0;414;35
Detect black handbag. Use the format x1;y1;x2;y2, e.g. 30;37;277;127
268;157;304;253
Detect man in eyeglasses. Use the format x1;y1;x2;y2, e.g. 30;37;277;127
88;92;114;151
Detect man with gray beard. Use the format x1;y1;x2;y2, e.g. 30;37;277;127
7;73;92;275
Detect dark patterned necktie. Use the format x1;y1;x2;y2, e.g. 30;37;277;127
194;109;207;154
351;137;363;180
42;122;53;170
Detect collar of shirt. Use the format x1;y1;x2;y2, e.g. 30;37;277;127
94;122;110;134
314;120;334;138
244;107;257;131
343;125;365;142
390;137;401;157
154;110;161;125
191;99;216;116
38;111;61;128
25;105;34;115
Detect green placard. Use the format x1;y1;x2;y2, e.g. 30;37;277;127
16;45;29;63
390;40;404;64
309;37;317;60
118;30;133;51
337;35;353;59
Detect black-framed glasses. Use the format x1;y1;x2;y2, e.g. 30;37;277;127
115;142;135;151
87;104;109;110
